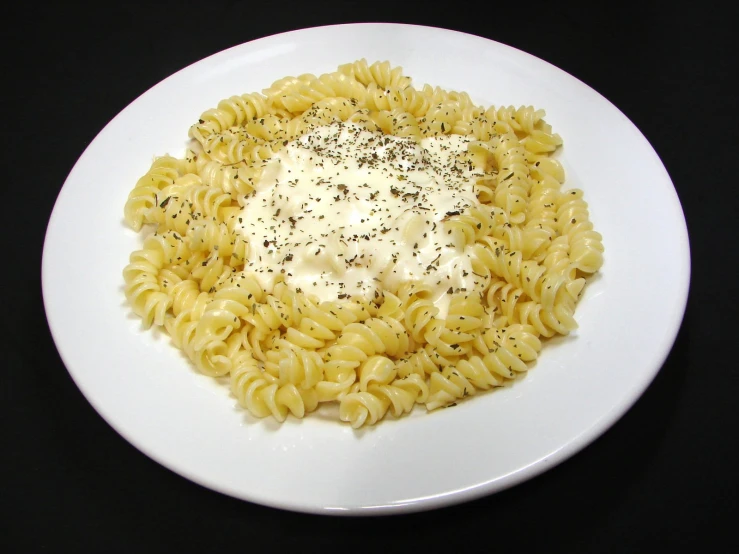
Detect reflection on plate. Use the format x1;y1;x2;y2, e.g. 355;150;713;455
42;23;690;515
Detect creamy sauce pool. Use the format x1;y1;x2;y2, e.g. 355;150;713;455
236;122;485;316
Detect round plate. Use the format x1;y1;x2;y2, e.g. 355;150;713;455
42;23;690;515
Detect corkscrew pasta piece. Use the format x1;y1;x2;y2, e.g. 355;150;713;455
278;73;368;114
369;108;422;138
521;129;563;154
122;59;603;427
196;158;261;200
444;205;497;248
124;157;180;231
425;324;542;410
486;105;545;136
188;92;271;145
419;101;464;136
371;373;429;418
556;190;605;273
123;248;172;328
336;317;410;359
264;338;324;388
167;278;205;317
262;73;315;101
340;361;429;427
339;388;391;428
338;59;412;89
522;180;560;261
231;362;319;421
395;343;454;378
315;345;362;403
402;295;439;344
492;132;531;221
364;83;431;117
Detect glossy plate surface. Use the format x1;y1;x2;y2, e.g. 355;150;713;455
42;23;690;515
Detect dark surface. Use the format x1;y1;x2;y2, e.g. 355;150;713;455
4;2;736;552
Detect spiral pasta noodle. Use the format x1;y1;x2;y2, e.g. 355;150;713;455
122;59;603;427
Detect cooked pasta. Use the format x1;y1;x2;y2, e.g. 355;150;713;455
122;59;604;427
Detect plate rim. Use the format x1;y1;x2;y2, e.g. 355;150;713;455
41;22;691;516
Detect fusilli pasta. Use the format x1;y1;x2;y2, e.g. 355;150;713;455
122;59;604;427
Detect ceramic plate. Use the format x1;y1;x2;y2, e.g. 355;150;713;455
42;23;690;515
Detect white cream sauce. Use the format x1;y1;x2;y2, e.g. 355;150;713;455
236;122;486;315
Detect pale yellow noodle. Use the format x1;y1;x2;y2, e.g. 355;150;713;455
122;59;603;427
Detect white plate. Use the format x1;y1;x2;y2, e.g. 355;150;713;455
42;23;690;515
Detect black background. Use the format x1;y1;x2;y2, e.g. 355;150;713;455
4;2;737;552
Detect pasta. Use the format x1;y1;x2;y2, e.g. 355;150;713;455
123;59;604;428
